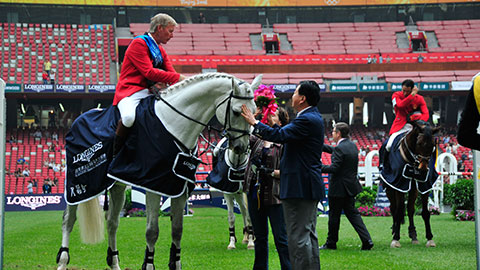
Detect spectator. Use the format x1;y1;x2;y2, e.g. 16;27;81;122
42;72;49;84
452;143;458;155
44;59;52;75
445;143;452;154
43;179;52;194
52;131;58;141
27;181;33;194
198;12;206;23
386;55;392;63
17;157;25;165
443;136;450;144
378;53;383;64
458;160;465;172
418;54;424;63
359;147;367;157
9;135;16;143
49;70;55;85
14;168;22;177
49;144;56;152
32;178;38;188
33;129;42;139
366;55;372;64
372;55;377;64
22;167;30;177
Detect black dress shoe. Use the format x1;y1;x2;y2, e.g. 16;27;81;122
361;241;374;250
319;243;337;250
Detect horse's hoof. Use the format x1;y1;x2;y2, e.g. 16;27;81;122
242;233;249;244
56;247;69;270
227;236;236;250
411;240;420;245
247;234;255;250
143;262;155;270
426;240;436;247
168;260;181;270
390;240;401;248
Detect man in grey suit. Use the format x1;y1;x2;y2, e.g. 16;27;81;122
320;122;374;251
242;81;325;270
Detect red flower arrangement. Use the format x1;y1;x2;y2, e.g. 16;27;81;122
254;84;278;124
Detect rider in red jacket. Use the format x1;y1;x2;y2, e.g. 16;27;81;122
386;79;429;151
113;13;186;154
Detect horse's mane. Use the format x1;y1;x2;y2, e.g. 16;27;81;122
162;72;245;96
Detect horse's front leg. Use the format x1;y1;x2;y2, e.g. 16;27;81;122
143;191;162;270
236;192;254;249
57;204;77;270
106;183;126;270
169;192;189;270
386;187;403;248
407;188;419;244
224;193;237;249
421;192;436;247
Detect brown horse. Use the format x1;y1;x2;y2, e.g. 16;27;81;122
380;120;440;248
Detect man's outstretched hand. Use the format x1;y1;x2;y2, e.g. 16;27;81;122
241;104;256;126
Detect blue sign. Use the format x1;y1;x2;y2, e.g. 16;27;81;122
420;82;450;91
24;84;54;93
88;84;116;93
330;83;357;92
359;83;388;91
56;84;85;93
5;194;66;211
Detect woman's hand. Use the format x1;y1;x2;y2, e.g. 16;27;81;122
241;104;257;126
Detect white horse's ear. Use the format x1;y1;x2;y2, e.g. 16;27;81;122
251;74;263;91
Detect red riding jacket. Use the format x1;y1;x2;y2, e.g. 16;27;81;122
389;91;429;135
113;37;180;105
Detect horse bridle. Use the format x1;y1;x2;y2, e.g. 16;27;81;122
400;131;436;167
156;86;253;146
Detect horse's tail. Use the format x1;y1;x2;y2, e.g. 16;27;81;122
77;197;105;244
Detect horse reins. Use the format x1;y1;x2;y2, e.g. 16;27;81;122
156;87;253;157
400;131;436;166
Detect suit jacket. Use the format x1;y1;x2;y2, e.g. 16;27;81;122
113;37;180;105
322;139;362;198
252;106;325;201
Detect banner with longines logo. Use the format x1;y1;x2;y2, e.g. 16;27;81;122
5;194;66;211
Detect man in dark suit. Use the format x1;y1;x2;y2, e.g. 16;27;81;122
320;122;374;250
242;80;325;270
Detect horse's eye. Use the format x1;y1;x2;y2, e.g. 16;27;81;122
233;111;240;117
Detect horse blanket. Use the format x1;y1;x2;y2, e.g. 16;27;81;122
107;96;197;197
66;96;197;204
65;106;119;204
380;133;439;194
206;140;246;194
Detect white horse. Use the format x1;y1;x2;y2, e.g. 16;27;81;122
211;137;255;250
57;73;260;270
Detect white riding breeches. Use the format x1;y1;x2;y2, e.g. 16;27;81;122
117;89;150;128
386;123;412;151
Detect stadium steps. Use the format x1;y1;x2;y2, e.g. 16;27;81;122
278;33;292;51
396;32;410;49
425;31;439;48
116;27;133;38
250;34;264;51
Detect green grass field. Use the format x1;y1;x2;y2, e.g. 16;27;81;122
3;208;476;270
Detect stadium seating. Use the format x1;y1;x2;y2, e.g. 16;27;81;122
0;23;115;84
276;22;406;55
129;23;262;56
417;19;480;53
